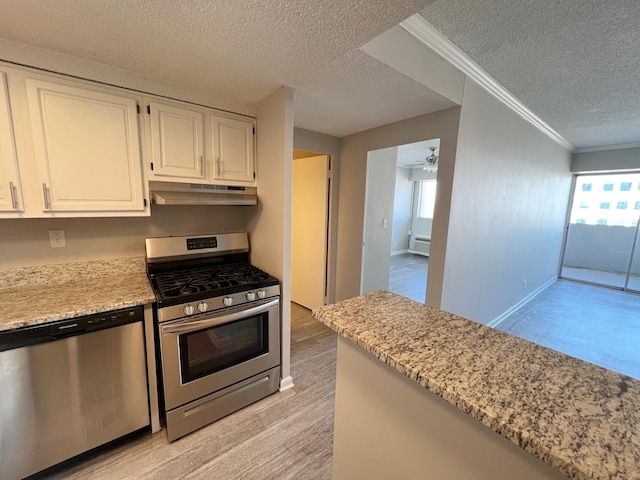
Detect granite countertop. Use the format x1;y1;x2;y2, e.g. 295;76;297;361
0;257;156;332
313;290;640;480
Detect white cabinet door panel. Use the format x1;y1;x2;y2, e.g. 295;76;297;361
0;72;22;213
212;116;255;183
149;101;204;179
26;79;145;212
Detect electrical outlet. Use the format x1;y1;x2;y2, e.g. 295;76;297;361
49;230;66;248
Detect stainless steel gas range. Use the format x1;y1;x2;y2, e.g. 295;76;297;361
145;232;280;442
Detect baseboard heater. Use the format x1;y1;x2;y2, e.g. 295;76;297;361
410;236;431;257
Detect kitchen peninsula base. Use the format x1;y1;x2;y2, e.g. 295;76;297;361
333;337;567;479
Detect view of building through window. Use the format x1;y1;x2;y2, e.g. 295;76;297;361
570;173;640;227
417;180;437;219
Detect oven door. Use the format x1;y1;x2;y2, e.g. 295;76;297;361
159;297;280;411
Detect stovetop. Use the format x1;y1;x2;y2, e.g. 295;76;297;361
145;233;280;308
149;262;279;307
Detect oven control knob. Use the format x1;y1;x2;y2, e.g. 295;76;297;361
197;302;208;313
223;297;234;307
184;305;195;315
246;292;256;301
257;290;266;299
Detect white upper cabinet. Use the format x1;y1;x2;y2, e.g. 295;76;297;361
145;98;256;186
148;101;204;180
25;78;146;214
0;72;23;214
212;115;255;184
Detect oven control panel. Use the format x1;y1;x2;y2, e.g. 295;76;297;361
186;237;218;250
157;285;281;323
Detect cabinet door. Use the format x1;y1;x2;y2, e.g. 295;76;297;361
25;79;145;213
212;116;255;183
0;72;22;213
148;101;204;179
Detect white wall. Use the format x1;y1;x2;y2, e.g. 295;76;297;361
337;107;462;305
249;86;294;390
441;79;572;325
572;146;640;173
391;167;412;254
361;147;398;294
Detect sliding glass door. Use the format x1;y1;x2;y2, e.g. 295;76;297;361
561;173;640;292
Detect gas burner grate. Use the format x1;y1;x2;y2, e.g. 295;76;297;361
154;263;273;300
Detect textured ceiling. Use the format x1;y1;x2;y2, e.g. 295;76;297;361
397;139;440;167
420;0;640;149
0;0;456;137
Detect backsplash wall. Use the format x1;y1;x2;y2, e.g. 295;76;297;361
0;205;254;269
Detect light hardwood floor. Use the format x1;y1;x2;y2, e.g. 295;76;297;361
496;280;640;380
388;253;428;303
46;303;337;480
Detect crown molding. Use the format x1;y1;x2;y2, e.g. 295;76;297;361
400;14;575;152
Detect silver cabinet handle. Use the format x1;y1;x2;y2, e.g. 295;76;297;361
42;183;51;210
215;156;221;177
9;181;18;210
199;155;204;175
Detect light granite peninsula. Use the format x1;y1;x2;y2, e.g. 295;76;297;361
313;290;640;480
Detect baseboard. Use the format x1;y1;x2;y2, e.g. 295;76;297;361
279;375;294;391
487;276;557;329
391;249;409;256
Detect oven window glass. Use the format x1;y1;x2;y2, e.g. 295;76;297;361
179;313;268;383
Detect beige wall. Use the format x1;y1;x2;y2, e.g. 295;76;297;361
0;206;253;268
336;107;462;306
442;79;572;324
249;86;294;389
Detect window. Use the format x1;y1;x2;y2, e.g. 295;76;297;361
569;173;640;227
417;181;437;219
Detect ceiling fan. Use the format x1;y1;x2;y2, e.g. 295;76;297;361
423;146;439;172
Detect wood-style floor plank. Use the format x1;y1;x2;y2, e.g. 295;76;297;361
496;280;640;380
388;253;428;303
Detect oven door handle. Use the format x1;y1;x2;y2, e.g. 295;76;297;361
161;298;279;335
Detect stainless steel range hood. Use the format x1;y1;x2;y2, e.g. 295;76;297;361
149;181;257;206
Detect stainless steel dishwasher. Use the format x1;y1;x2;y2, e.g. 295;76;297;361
0;306;150;480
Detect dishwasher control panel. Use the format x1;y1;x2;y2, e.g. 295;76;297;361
0;306;143;352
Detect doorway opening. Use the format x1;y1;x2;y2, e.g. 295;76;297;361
560;172;640;293
291;150;332;310
361;139;440;303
